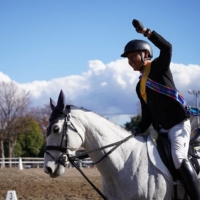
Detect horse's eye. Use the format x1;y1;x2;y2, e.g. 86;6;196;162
53;125;60;133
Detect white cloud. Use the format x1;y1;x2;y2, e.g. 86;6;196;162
1;60;200;125
0;72;12;82
101;82;107;87
114;75;127;89
170;62;200;102
88;60;106;75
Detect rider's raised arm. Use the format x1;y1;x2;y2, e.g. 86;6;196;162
132;19;172;73
148;31;172;73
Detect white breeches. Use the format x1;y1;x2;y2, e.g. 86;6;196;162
168;119;191;169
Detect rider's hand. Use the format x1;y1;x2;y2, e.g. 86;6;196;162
132;19;144;33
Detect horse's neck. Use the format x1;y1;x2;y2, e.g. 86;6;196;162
73;109;144;169
79;111;131;149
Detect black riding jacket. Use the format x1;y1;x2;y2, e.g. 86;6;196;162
136;31;189;133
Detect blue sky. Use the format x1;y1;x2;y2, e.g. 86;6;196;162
0;1;200;125
1;0;200;83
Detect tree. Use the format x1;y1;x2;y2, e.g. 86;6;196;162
0;81;30;166
14;117;44;157
124;114;142;130
124;114;150;134
27;104;52;157
29;104;51;137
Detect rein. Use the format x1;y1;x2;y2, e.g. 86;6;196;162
68;158;108;200
70;134;134;164
44;109;134;200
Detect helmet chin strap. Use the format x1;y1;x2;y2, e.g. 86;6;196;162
139;51;145;72
139;51;150;72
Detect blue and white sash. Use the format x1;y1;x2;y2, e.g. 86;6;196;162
140;75;200;116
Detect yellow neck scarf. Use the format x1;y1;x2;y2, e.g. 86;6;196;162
140;62;152;103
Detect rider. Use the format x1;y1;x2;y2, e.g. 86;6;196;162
121;19;200;199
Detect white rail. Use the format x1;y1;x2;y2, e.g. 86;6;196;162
0;157;93;169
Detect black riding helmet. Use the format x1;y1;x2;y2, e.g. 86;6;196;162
121;40;153;59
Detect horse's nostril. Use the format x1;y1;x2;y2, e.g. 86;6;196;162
46;167;52;174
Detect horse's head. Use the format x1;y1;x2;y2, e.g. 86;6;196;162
44;90;85;178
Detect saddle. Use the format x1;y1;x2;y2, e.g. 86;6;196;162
155;127;200;181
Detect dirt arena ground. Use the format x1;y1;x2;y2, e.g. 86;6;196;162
0;167;102;200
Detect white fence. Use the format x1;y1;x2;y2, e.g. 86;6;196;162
0;157;44;169
0;157;93;169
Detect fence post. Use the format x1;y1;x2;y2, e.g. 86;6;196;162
18;157;23;170
79;160;82;168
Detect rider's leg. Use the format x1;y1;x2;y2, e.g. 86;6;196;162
178;159;200;199
168;119;200;199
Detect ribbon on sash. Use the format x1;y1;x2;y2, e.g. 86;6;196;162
140;62;151;103
186;106;200;116
139;62;200;116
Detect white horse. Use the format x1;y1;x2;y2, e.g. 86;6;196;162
44;90;182;200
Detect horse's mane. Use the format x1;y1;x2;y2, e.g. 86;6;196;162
69;105;128;132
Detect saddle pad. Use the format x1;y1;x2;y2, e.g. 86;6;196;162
147;135;173;186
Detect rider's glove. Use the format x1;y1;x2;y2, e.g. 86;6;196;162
131;126;141;136
132;19;144;33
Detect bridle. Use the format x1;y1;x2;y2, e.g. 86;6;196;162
44;106;84;166
44;105;134;200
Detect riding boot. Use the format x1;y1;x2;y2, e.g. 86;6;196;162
177;159;200;200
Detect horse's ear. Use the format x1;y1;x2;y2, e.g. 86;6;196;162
56;90;66;111
50;98;56;111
